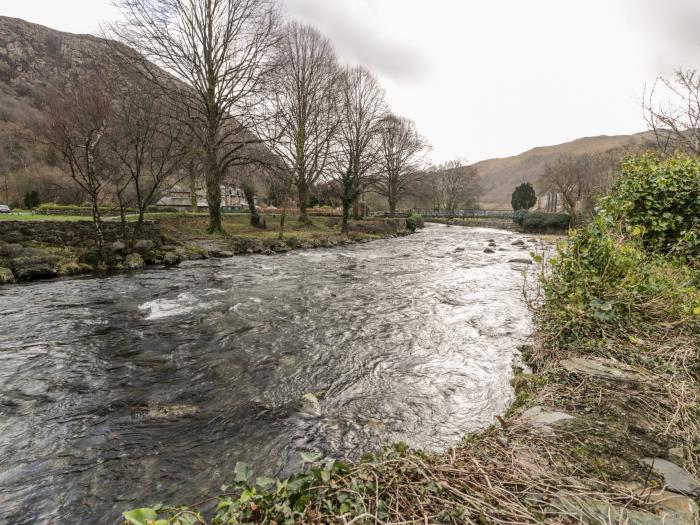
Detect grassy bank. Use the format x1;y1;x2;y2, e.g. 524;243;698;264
124;154;699;525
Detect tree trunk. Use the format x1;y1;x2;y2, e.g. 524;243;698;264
244;185;262;228
352;194;361;220
297;178;310;225
131;209;146;249
388;196;397;218
341;197;352;236
91;198;105;260
206;172;223;233
189;161;198;214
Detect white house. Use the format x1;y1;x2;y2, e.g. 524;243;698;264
156;183;250;211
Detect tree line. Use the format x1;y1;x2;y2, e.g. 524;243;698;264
42;0;479;248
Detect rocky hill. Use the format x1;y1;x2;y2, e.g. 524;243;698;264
0;16;131;205
473;132;658;208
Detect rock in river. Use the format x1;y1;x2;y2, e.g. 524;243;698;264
0;266;15;283
508;258;532;264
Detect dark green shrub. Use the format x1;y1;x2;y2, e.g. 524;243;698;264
521;211;570;232
406;213;425;233
23;190;40;209
600;152;700;258
539;216;699;341
511;182;537;211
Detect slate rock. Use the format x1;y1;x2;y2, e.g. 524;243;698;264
642;458;700;497
561;357;648;383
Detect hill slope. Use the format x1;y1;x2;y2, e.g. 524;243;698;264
473;132;658;208
0;16;132;204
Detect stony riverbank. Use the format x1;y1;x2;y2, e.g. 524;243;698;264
0;216;412;284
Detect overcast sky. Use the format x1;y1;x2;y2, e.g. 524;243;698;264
3;0;700;162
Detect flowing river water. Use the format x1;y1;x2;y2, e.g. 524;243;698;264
0;224;539;524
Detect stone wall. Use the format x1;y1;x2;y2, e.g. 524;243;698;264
0;221;163;246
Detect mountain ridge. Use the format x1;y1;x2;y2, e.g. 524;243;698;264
472;130;657;207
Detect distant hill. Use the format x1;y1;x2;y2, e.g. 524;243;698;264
472;132;658;208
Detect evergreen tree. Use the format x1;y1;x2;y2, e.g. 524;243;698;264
511;183;537;210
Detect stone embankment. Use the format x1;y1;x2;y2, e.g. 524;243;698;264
0;217;411;284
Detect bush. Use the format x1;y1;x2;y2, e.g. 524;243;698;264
520;211;570;232
36;204;138;216
601;152;700;258
406;213;425;233
537;152;700;343
23;190;40;209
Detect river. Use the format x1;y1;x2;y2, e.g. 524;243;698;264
0;224;538;524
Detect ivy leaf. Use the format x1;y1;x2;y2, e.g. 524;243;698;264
234;462;252;483
123;508;157;525
255;476;276;487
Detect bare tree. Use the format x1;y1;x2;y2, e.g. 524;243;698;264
538;155;587;221
426;160;481;211
45;75;114;252
373;114;429;217
333;66;387;234
644;70;700;155
111;0;280;233
258;22;340;225
106;80;189;245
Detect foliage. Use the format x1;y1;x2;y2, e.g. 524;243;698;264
537;152;700;343
511;182;537;211
123;449;403;525
406;212;425;233
23;189;40;209
519;211;570;232
601;152;700;259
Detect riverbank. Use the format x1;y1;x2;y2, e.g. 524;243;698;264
138;333;698;524
0;215;412;284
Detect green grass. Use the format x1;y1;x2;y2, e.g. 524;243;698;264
0;212;93;222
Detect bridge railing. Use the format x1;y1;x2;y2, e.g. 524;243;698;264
416;209;526;221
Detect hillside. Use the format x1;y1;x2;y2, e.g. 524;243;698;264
0;16;131;205
473;132;658;208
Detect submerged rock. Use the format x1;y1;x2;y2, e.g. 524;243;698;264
508;258;533;264
483;248;495;254
511;239;526;246
299;393;322;417
134;404;199;420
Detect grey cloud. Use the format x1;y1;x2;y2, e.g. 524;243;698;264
283;0;432;82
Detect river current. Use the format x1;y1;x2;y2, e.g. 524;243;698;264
0;224;538;524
